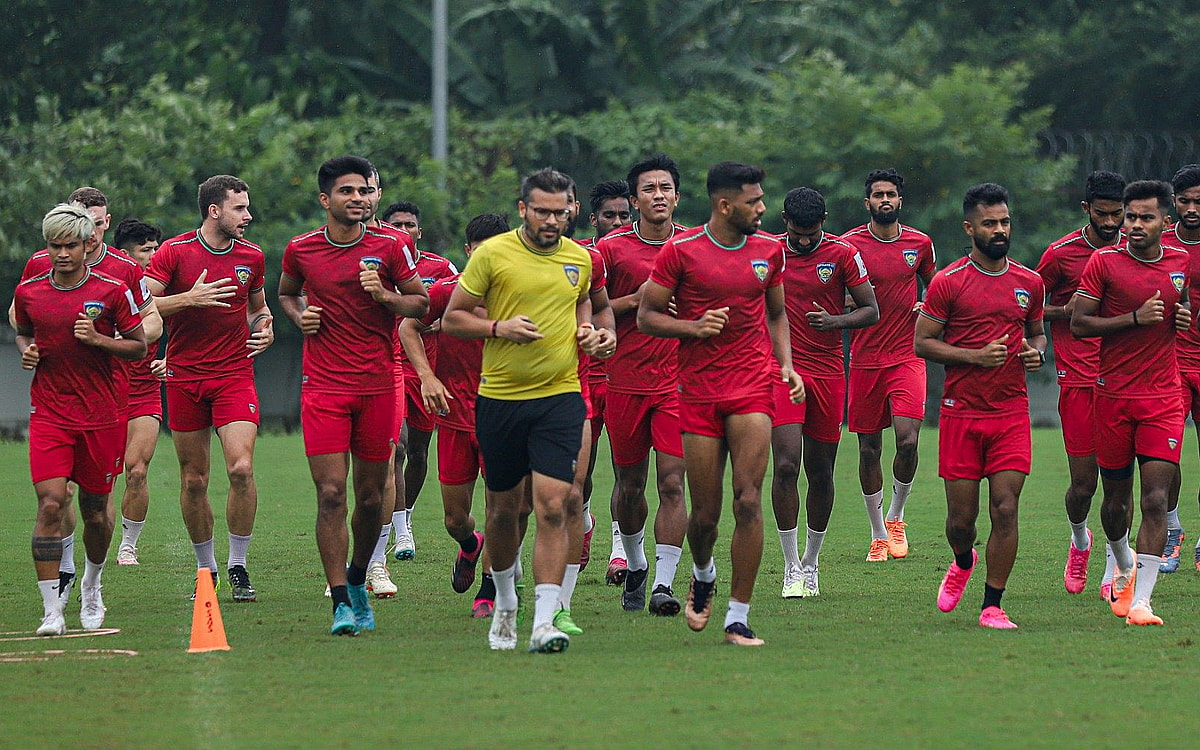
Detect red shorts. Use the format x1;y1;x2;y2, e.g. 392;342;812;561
1181;369;1200;422
1057;385;1095;457
1094;394;1184;470
773;374;844;443
606;390;684;466
588;379;607;442
405;376;436;433
847;360;926;433
126;384;164;422
678;387;773;439
29;417;126;494
938;412;1031;481
438;425;485;485
301;390;396;462
166;375;259;432
392;371;407;436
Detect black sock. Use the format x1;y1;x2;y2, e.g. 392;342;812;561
346;563;367;587
982;583;1004;610
476;573;496;601
954;550;975;571
459;532;479;554
330;586;350;610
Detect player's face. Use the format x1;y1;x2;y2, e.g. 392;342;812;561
864;181;902;225
386;211;422;241
783;216;823;253
963;202;1011;260
726;184;766;236
1082;198;1123;244
364;173;382;222
1174;186;1200;232
632;170;678;225
82;205;110;252
124;239;159;270
1124;197;1168;252
321;174;373;226
590;197;631;238
47;234;90;274
214;190;253;240
519;188;571;249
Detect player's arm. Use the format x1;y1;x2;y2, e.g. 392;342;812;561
1070;291;1165;337
360;267;429;319
443;286;542;343
579;286;616;358
8;298;18;330
76;317;147;361
808;282;879;331
244;288;274;357
146;272;237;317
637;280;727;339
914;313;1010;368
767;284;805;403
278;273;321;335
1175;287;1192;332
139;297;164;343
400;316;451;415
608;286;642;318
1017;318;1048;371
913;269;935;312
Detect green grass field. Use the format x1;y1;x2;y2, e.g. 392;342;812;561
1;428;1198;747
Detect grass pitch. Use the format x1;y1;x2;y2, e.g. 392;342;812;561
0;429;1198;747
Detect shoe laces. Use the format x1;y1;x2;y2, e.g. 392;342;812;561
691;578;715;611
801;565;819;590
942;564;969;597
1066;548;1088;579
888;521;906;542
228;566;250;588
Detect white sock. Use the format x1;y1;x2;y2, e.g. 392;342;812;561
653;545;683;589
1110;533;1134;571
81;558;104;588
493;563;519;611
1102;543;1116;585
534;583;561;629
864;490;887;539
39;579;63;615
227;533;251;569
391;511;406;536
59;533;76;575
1070;519;1091;550
559;564;580;610
801;526;826;568
724;599;750;629
620;526;648;571
1167;507;1182;531
514;544;524;584
193;538;218;572
693;559;716;583
609;521;625;561
371;524;391;565
582;503;593;532
120;517;145;549
887;479;913;521
1133;553;1161;605
404;509;414;536
777;527;801;570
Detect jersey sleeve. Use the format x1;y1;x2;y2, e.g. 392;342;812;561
843;247;870;288
766;242;784;288
145;242;175;287
1076;252;1105;300
648;242;683;291
920;271;951;324
420;280;452;327
13;284;31;331
918;239;936;277
1027;276;1046;324
280;241;305;286
126;263;153;311
392;234;419;285
111;282;144;336
250;253;267;293
1035;247;1061;295
457;246;492;299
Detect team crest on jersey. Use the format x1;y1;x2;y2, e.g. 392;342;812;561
234;265;252;285
360;256;382;271
83;301;105;319
421;276;437;289
903;249;918;268
1171;272;1186;293
816;262;836;284
1169;437;1179;451
1014;288;1030;309
563;264;581;287
751;259;770;283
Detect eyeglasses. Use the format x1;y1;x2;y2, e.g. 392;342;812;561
528;207;573;222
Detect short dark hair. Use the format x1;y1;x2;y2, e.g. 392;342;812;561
1123;179;1173;213
864;168;904;197
706;161;765;198
383;201;421;221
197;175;249;221
963;183;1009;216
589;180;630;214
782;187;826;227
1171;164;1200;195
113;218;162;250
520;167;573;203
1084;171;1126;203
68;186;108;208
317;155;374;196
626;154;681;196
464;213;510;245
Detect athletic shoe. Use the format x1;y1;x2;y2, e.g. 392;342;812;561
347;583;375;631
37;610;66;637
553;608;583;635
324;584;331;598
366;560;397;598
1160;527;1185;573
866;538;889;562
648;584;681;617
528;623;569;654
190;570;218;601
1195;545;1200;572
393;531;415;561
227;565;256;603
799;563;820;598
58;571;76;608
1126;600;1164;626
1063;529;1092;595
330;602;359;636
1099;582;1112;602
885;519;909;558
579;514;595;572
979;606;1018;630
605;558;628;586
488;608;518;650
80;583;106;630
936;549;977;612
1109;566;1136;618
781;565;804;599
472;598;495;619
452;531;484;593
723;621;765;646
116;544;139;566
622;567;648;611
685;577;715;632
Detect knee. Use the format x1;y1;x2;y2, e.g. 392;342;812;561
617;472;647;505
895;433;919;461
658;473;685;506
990;494;1020;529
858;440;883;465
1068;474;1098;500
315;481;347;516
124;462;149;488
772;455;801;485
805;466;835;498
731;494;762;526
538;496;567;529
180;468;209;498
226;457;254;489
36;493;68;525
1142;486;1169;515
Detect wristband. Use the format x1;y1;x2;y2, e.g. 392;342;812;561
1132;310;1139;326
491;320;499;338
250;314;270;332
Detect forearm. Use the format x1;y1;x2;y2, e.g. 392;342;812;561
278;295;306;329
914;337;984;367
834;306;879;330
400;323;436;378
152;292;195;317
768;311;794;371
637;308;697;339
1071;311;1134;338
1042;304;1069;322
443;309;495;340
95;335;147;361
609;292;640;319
377;289;429;319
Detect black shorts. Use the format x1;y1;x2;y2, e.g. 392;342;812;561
475;392;585;491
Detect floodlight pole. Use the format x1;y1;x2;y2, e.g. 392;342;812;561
432;0;448;190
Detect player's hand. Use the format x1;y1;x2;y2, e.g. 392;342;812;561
693;307;730;338
911;300;924;314
419;375;452;416
976;335;1009;368
1174;303;1192;332
1136;290;1165;325
21;343;39;370
300;305;323;335
424;318;442;334
150;358;167;380
805;302;837;331
74;313;103;346
783;366;805;404
359;261;388;301
1017;337;1042;371
1063;294;1078;317
498;316;542;343
580;326;616;358
246;315;274;357
187;269;236;308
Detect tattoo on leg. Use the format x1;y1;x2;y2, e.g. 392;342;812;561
32;535;63;562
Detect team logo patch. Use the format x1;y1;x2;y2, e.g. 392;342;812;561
360;256;382;271
1171;272;1186;293
83;301;105;320
234;265;252;285
563;265;581;287
421;276;437;289
816;262;835;284
903;249;918;268
751;259;770;283
1014;288;1030;309
1169;438;1179;451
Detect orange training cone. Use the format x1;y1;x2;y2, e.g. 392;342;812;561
188;569;231;653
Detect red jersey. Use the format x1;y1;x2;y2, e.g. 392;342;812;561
147;231;266;382
282;225;419;394
1162;226;1200;373
1036;227;1109;386
841;224;935;369
648;225;784;402
1077;245;1190;398
420;275;482;432
14;269;143;428
920;256;1044;416
598;223;687;394
576;245;609;387
779;232;871;378
391;251;458;379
